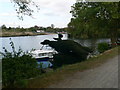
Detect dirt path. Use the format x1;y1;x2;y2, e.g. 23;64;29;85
48;55;118;88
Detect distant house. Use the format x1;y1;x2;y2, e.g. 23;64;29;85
36;30;45;33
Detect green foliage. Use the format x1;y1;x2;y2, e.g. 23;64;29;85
1;24;66;34
14;79;28;88
68;2;120;39
1;24;7;29
97;42;109;53
2;38;40;88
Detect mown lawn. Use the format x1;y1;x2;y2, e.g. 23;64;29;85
27;46;119;88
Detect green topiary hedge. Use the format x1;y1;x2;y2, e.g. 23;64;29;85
41;39;92;68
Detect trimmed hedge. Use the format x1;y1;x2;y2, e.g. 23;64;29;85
41;39;92;68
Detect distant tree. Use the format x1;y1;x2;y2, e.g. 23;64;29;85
28;27;36;32
51;24;54;29
63;27;68;32
34;25;39;29
8;27;12;30
1;25;7;29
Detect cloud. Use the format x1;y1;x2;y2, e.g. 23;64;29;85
0;0;11;3
34;0;76;19
33;0;75;14
43;12;60;17
0;12;16;16
0;0;76;28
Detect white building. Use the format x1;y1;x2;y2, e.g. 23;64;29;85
36;30;45;33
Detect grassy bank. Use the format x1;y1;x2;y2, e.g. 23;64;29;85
0;31;48;37
27;46;119;88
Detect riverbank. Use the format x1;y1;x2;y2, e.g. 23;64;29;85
27;46;119;88
0;31;56;37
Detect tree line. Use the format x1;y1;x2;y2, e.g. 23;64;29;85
1;24;67;33
68;1;120;46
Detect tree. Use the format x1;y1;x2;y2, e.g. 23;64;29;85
11;0;40;20
1;24;7;29
51;24;54;29
8;27;12;30
68;1;120;47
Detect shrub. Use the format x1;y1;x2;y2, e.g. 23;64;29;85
97;42;109;53
15;79;28;88
1;38;40;88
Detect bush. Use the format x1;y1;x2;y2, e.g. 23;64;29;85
1;38;40;88
97;42;109;53
15;79;28;88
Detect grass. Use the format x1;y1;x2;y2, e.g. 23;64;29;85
27;46;119;88
0;31;47;37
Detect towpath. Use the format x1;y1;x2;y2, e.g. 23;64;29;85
49;55;118;88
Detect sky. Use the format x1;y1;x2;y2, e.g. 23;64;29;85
0;0;76;28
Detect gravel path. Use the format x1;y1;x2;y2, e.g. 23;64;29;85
49;55;118;88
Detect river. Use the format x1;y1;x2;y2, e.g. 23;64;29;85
0;34;67;52
0;34;111;58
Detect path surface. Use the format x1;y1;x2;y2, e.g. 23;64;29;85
49;55;118;88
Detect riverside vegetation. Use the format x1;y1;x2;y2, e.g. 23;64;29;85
1;1;120;88
2;37;92;88
2;37;118;88
0;25;67;37
68;2;120;47
1;39;45;88
27;46;119;88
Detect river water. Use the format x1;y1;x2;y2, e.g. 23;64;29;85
0;34;67;52
0;34;111;58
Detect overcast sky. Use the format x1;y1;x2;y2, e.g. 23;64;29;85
0;0;76;28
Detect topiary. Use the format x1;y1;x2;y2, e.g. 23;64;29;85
41;38;92;68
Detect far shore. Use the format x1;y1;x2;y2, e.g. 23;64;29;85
0;31;56;37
